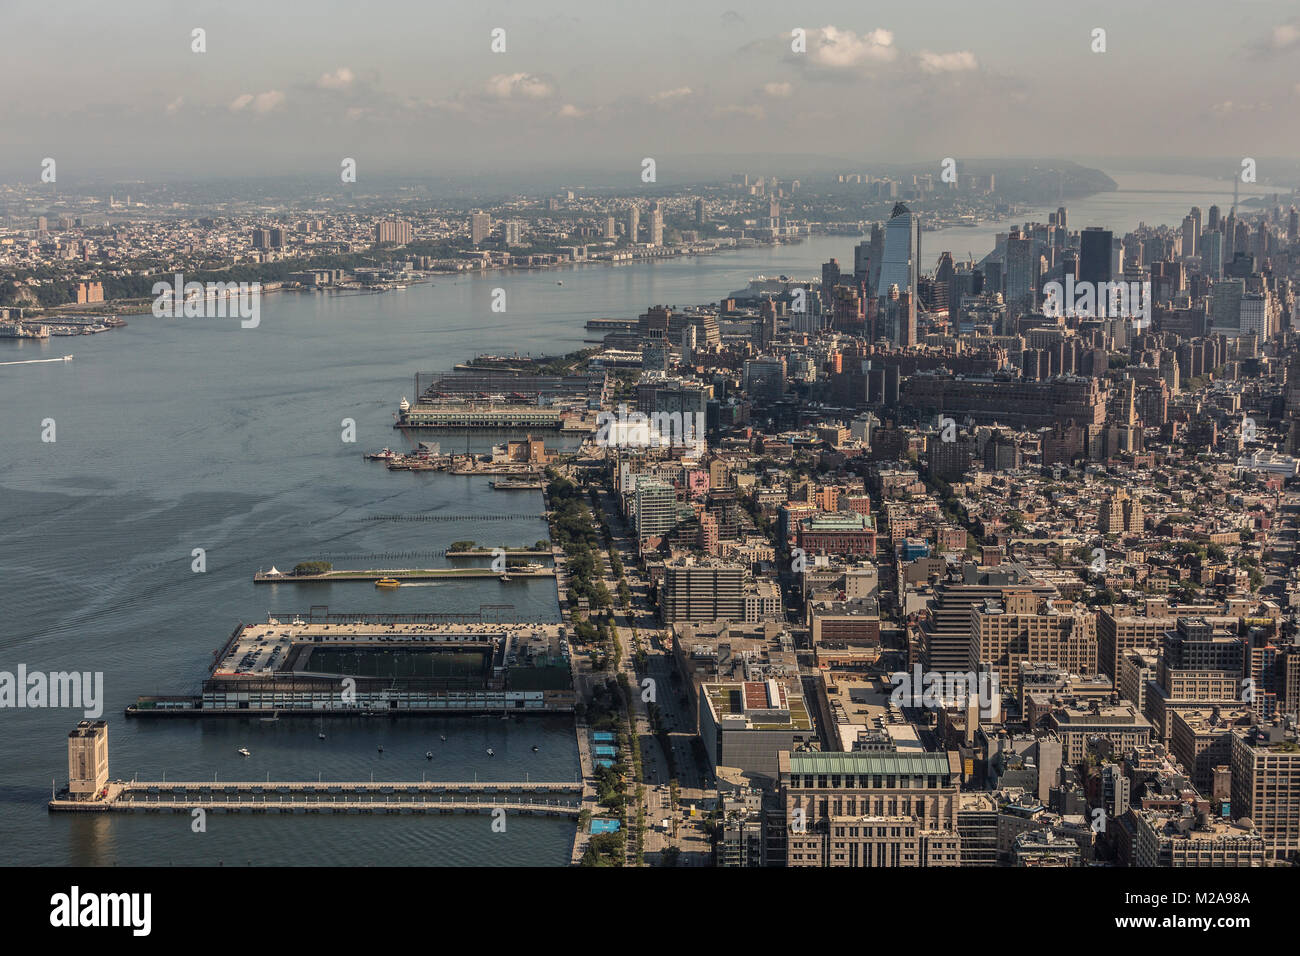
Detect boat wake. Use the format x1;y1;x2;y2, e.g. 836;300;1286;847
0;355;74;366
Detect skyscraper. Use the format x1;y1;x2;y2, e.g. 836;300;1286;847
868;222;884;293
626;204;640;244
853;240;871;285
1005;232;1036;313
1202;229;1223;279
470;211;491;245
648;201;664;246
877;202;919;335
1181;215;1198;259
1079;227;1112;285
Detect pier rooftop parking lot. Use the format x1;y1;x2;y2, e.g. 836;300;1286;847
214;619;568;678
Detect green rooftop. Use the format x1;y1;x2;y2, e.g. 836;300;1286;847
787;752;952;776
804;512;876;532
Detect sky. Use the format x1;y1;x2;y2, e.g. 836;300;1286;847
3;0;1300;184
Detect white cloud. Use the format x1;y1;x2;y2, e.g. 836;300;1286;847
810;26;896;70
763;82;792;98
318;67;355;90
917;50;978;74
650;87;693;104
1271;21;1300;50
485;73;554;100
229;91;285;114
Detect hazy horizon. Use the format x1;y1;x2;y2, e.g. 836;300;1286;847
4;0;1300;184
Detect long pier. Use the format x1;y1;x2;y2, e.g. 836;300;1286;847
362;514;546;522
50;780;585;817
253;567;555;583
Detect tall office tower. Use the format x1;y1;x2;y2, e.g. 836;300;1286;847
1202;229;1224;278
680;323;697;367
649;201;664;246
1189;206;1202;247
1057;206;1068;232
853;240;872;285
626;203;640;243
1235;219;1251;259
503;220;525;246
881;289;916;348
1207;204;1220;231
1240;292;1270;339
934;251;955;315
604;215;616;239
877;202;919;333
743;356;786;403
470;211;491;245
821;257;841;308
1289;206;1299;243
768;197;781;230
1079;227;1112;285
1254;220;1269;263
694;197;705;225
868;221;885;292
1005;233;1037;313
1212;278;1245;330
250;227;271;249
1181;215;1198;259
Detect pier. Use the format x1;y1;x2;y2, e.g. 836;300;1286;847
362;514;546;522
50;779;585;817
253;567;555;583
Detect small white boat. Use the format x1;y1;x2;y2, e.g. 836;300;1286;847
237;747;251;757
377;745;384;753
62;354;74;361
440;735;447;742
425;751;433;760
318;732;326;740
486;748;495;757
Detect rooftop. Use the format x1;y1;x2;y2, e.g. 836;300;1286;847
785;751;955;777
